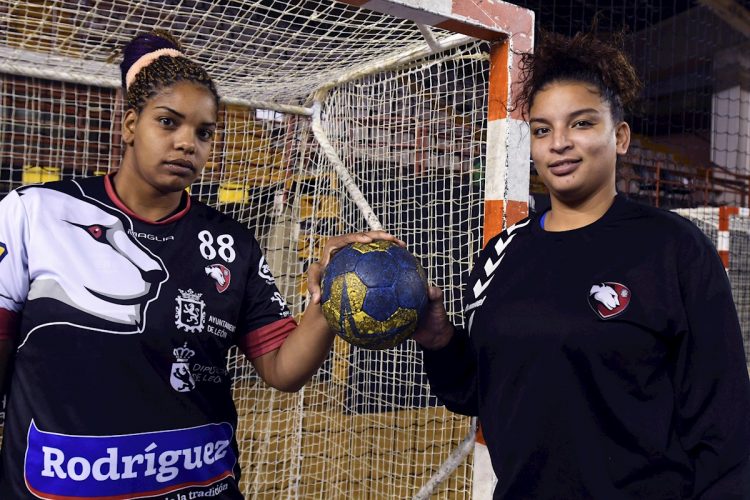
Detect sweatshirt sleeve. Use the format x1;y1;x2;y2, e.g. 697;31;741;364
421;327;479;416
672;228;750;499
0;191;30;315
421;228;518;417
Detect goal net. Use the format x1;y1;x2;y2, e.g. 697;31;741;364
0;0;533;498
673;207;750;362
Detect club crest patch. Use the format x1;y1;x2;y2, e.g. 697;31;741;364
0;242;7;263
175;289;206;333
205;263;231;293
588;282;630;319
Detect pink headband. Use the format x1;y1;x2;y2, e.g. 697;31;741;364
125;48;183;89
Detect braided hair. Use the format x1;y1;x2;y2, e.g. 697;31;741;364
120;31;219;112
517;30;641;123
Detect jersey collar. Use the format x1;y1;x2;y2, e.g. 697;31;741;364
104;173;191;225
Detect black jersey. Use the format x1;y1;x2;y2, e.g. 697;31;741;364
423;195;750;499
0;175;295;499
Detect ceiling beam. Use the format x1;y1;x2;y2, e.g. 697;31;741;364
697;0;750;37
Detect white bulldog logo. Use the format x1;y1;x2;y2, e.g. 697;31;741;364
19;185;167;347
205;263;231;293
588;282;631;319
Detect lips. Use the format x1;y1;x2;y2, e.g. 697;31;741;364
164;159;195;172
547;158;581;175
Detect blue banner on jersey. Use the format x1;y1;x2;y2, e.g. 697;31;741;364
24;420;236;499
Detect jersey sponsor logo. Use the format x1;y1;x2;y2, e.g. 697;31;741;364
127;228;176;242
258;257;275;285
207;315;236;339
588;282;631;319
175;289;206;333
0;242;7;264
19;185;168;348
190;362;229;385
204;264;231;293
171;343;197;392
24;420;236;500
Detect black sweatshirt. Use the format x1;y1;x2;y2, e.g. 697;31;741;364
423;195;750;499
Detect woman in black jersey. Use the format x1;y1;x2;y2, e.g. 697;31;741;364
0;31;393;499
403;31;750;498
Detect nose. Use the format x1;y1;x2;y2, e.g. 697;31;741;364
175;129;196;154
550;129;572;153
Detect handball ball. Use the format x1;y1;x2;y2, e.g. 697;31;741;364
321;240;428;350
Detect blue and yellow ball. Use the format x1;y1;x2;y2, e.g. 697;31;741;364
321;240;428;350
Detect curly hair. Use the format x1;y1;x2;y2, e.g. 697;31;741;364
120;31;220;112
516;30;642;122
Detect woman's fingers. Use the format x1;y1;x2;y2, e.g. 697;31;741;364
319;231;404;268
307;262;323;304
306;231;404;303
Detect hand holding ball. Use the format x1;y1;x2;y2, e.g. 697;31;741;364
320;240;428;350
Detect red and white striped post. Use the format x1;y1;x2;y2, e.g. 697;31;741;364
718;206;749;271
337;0;534;242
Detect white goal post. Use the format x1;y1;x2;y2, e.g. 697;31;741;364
0;0;533;497
673;207;750;364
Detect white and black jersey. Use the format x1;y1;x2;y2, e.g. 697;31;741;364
0;175;295;499
423;195;750;499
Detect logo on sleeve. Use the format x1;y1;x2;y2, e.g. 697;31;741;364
205;264;231;293
258;257;275;285
0;242;6;263
588;282;630;319
271;292;291;318
466;218;530;334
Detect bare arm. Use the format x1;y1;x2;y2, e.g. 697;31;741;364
251;302;333;392
253;230;403;392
